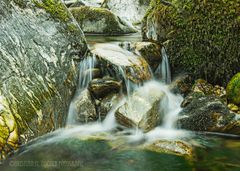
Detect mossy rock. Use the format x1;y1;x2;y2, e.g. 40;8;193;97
70;6;137;35
142;0;240;85
226;73;240;105
0;0;87;158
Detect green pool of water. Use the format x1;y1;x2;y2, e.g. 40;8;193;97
1;133;240;171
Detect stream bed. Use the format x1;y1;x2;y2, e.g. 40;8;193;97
1;33;240;171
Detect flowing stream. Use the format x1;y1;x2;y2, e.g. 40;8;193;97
2;34;240;171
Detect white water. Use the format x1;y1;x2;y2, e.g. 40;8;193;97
155;47;171;84
66;55;97;125
64;42;185;144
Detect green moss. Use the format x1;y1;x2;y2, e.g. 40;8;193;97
226;73;240;105
70;6;122;33
143;0;240;85
33;0;71;22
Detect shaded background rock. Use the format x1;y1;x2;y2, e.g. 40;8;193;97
70;6;137;35
102;0;151;25
0;0;87;158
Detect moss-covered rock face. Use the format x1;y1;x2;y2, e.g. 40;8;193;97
142;0;240;85
70;6;137;35
226;73;240;105
0;0;87;159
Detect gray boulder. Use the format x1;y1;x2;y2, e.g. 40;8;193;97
0;0;87;158
102;0;151;25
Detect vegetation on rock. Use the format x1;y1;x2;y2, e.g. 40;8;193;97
226;73;240;105
142;0;240;85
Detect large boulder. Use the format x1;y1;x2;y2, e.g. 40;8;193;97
142;0;240;85
92;43;152;83
115;83;166;132
226;73;240;105
102;0;151;25
70;6;137;35
0;0;87;159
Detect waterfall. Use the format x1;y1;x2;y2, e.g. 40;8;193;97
155;47;171;84
66;42;183;140
66;54;97;126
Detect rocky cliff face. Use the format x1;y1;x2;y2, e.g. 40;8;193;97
0;0;88;159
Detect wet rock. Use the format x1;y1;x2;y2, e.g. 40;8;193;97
226;73;240;105
169;75;193;97
178;93;235;132
134;42;162;70
75;89;97;123
89;78;121;99
144;140;193;157
92;43;152;83
98;93;121;120
102;0;151;25
84;68;102;80
70;6;137;35
0;0;87;157
222;116;240;135
115;85;166;132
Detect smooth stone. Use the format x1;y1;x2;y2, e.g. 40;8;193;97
115;85;166;132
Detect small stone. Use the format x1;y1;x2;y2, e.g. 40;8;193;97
89;78;121;99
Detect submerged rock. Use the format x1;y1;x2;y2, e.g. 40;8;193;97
0;0;87;158
89;77;121;99
75;89;97;123
226;73;240;105
134;42;162;70
144;140;193;157
70;6;137;35
177;93;235;132
115;85;166;132
92;43;152;83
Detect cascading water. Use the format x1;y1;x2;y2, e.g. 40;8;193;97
66;54;97;126
155;47;171;84
64;40;185;143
